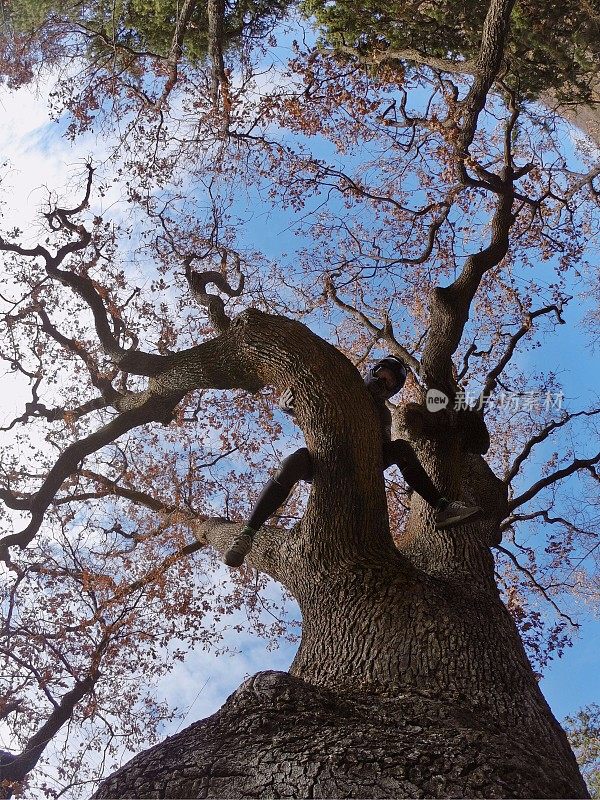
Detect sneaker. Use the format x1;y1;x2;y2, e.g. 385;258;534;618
223;532;254;567
434;501;481;530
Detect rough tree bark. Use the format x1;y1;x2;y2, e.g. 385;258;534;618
93;305;589;800
2;1;586;793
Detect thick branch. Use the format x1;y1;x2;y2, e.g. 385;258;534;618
1;675;96;784
207;0;231;122
330;44;478;76
421;185;515;393
195;517;289;585
456;0;516;156
157;0;197;106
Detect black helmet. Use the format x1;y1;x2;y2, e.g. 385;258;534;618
365;355;408;399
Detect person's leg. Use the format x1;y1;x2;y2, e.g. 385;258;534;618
224;448;313;567
383;439;481;529
383;439;445;509
246;448;313;531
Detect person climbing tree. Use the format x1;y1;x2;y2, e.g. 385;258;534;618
224;355;481;567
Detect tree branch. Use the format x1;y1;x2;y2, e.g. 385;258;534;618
455;0;516;157
207;0;230;120
325;277;420;374
157;0;198;106
509;451;600;512
505;408;600;484
184;251;245;333
421;183;515;394
196;516;290;586
0;166;167;377
496;544;580;628
0;389;185;561
329;45;478;77
482;303;568;403
500;507;598;539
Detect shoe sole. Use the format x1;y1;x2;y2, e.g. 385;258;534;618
223;552;247;567
435;507;481;530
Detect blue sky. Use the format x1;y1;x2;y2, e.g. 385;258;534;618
0;42;598;789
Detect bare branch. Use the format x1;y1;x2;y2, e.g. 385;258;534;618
496;544;580;628
0;660;100;783
75;469;181;515
509;451;600;512
482;303;568;403
505;408;600;484
325;277;420;374
0;167;167;377
0;389;185;560
184;252;245;333
0;396;109;432
500;508;598;538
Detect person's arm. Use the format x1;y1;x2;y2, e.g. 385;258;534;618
278;387;296;417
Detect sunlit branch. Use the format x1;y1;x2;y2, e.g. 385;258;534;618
565;163;600;199
184;252;245;333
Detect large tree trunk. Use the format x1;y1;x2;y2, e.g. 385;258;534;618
93;517;588;798
94;669;584;799
93;313;589;799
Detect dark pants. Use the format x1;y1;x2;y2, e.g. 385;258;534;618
246;440;442;531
